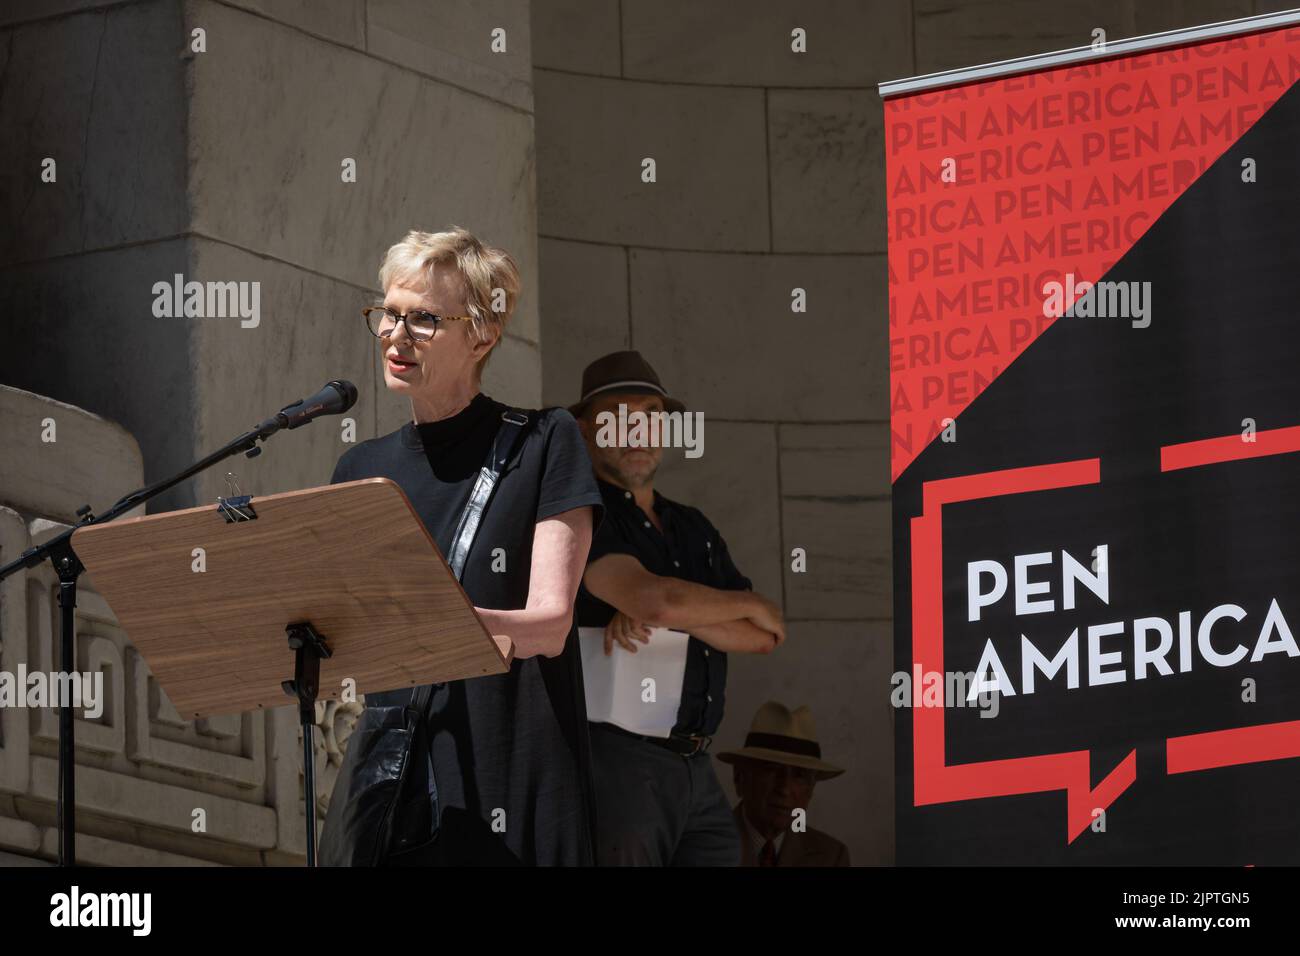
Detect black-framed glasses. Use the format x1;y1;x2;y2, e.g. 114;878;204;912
362;306;474;342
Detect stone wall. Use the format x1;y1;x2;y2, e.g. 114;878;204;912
0;384;352;864
0;0;542;516
531;0;1275;865
0;0;541;865
0;0;1281;866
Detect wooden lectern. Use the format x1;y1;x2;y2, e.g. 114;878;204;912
70;477;512;864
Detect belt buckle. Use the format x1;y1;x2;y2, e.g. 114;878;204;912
684;734;711;757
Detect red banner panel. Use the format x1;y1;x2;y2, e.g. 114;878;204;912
886;24;1300;863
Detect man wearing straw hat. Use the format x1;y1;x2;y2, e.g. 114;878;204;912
717;701;850;867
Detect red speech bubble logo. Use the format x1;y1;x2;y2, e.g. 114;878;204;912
911;425;1300;843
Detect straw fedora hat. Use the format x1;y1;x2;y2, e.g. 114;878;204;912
716;701;844;779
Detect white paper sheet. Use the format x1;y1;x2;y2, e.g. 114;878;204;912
578;626;690;738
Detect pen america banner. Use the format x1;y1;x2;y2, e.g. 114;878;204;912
885;22;1300;863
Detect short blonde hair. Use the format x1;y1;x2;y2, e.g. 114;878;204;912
378;226;521;374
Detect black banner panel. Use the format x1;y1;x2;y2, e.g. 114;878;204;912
886;25;1300;863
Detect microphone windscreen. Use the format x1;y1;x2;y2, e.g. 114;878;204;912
328;380;359;413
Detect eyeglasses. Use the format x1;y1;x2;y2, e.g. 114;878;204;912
362;306;474;342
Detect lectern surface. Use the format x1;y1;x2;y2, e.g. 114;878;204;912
71;478;511;719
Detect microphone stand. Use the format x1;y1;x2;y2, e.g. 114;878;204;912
0;412;302;866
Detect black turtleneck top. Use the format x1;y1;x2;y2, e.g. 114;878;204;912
328;392;605;866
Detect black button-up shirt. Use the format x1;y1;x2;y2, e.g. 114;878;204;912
577;478;753;737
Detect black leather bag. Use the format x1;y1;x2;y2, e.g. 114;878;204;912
318;408;532;867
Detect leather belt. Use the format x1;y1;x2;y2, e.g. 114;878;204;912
596;722;713;757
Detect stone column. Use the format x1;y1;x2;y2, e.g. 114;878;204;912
0;384;299;865
0;0;542;514
0;0;542;865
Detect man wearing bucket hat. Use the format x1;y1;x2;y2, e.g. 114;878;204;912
572;350;788;867
717;701;850;867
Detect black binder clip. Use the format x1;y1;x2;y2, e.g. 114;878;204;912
216;472;257;523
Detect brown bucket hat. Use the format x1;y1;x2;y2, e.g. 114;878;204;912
568;350;686;417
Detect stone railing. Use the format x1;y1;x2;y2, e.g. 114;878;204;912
0;384;335;866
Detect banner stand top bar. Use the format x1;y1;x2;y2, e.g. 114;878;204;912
878;7;1300;98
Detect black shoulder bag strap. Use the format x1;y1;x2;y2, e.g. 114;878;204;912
406;407;532;715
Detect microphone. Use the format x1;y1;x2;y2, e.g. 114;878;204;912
260;380;358;432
